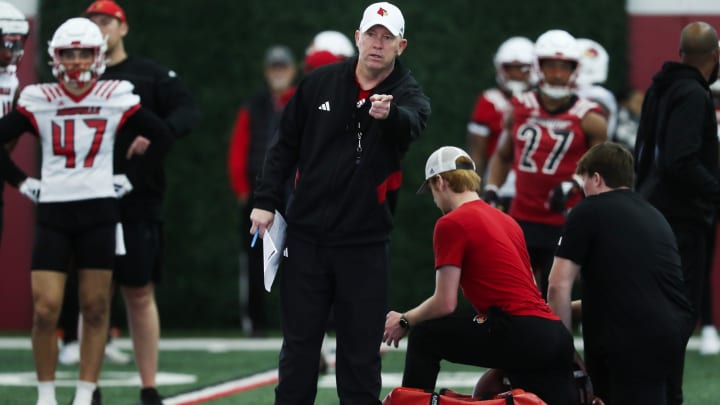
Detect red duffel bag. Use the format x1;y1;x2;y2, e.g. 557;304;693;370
382;387;548;405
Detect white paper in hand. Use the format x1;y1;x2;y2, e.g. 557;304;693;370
263;210;287;292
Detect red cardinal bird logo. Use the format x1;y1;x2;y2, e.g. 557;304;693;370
377;7;388;17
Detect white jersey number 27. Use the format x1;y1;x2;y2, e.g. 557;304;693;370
517;124;574;175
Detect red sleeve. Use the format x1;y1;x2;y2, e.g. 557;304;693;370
470;95;501;128
433;217;466;270
227;107;251;199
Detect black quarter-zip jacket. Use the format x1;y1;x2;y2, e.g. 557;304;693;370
254;56;431;245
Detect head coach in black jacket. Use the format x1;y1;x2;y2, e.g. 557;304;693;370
251;2;430;403
634;21;719;405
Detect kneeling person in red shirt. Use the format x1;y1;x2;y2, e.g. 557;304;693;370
384;146;577;405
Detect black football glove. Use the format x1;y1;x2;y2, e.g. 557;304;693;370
547;176;583;213
482;186;501;208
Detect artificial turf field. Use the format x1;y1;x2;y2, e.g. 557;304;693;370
0;334;718;404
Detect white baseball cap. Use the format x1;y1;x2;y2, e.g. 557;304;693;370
359;2;405;37
417;146;476;193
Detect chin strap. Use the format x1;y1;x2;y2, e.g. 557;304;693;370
539;83;573;99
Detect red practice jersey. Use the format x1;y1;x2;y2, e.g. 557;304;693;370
433;200;558;319
509;91;601;226
467;88;510;158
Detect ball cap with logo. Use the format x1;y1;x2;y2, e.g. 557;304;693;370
417;146;476;194
84;0;127;23
359;2;405;37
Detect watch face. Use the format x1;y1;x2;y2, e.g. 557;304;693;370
399;317;409;329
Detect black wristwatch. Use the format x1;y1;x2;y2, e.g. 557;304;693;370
399;314;410;329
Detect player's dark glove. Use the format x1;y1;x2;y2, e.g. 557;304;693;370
482;185;501;208
547;175;583;213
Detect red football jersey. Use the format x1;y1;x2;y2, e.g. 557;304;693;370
467;88;511;158
509;91;602;226
433;200;558;320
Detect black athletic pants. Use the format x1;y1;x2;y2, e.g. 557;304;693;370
402;309;578;405
275;233;388;405
517;220;563;299
666;220;707;405
586;334;690;405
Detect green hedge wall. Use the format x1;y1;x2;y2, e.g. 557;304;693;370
39;0;627;328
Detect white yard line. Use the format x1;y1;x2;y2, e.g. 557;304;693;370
163;370;279;405
0;336;707;351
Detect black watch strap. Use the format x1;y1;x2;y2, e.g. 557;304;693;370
399;314;410;329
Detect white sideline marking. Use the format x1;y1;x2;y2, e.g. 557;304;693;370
164;370;278;405
163;369;486;404
0;336;710;352
0;371;195;387
0;336;599;351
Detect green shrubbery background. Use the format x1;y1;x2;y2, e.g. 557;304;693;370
39;0;626;328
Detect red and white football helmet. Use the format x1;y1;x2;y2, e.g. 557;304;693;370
493;36;535;96
576;38;609;86
534;29;580;99
0;1;29;72
304;30;355;73
48;17;107;86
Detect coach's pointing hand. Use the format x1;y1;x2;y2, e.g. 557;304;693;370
369;94;393;120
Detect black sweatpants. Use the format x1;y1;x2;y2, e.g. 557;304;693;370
667;220;706;405
586;338;689;405
402;310;578;405
275;233;388;405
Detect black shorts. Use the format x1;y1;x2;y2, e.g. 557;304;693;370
114;221;163;287
31;222;116;272
516;220;562;250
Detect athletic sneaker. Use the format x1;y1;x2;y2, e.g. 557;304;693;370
700;325;720;355
104;340;131;364
139;387;164;405
58;341;81;366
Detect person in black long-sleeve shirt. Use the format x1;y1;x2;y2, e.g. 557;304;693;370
634;21;720;405
65;2;200;404
250;3;430;404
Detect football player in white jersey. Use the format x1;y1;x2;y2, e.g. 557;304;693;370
0;0;28;244
0;18;170;405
